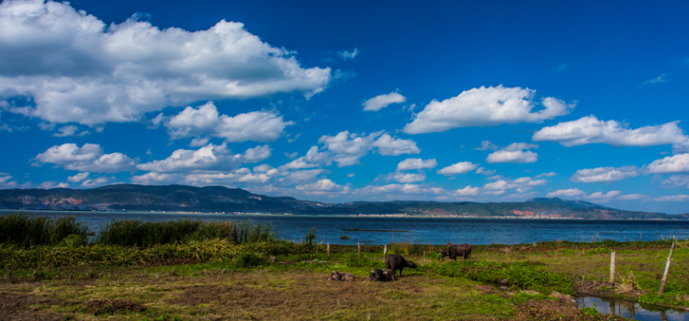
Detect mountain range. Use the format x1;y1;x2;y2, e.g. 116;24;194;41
0;184;686;220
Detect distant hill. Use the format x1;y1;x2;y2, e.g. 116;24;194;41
0;184;682;220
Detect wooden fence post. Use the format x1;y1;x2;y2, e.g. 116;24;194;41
659;242;675;294
423;250;426;265
327;243;330;257
358;242;361;259
610;251;616;284
384;245;387;260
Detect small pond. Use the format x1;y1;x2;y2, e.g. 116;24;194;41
578;296;688;321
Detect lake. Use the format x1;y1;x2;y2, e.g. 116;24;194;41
3;210;689;245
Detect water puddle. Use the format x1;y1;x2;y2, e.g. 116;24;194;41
577;296;688;321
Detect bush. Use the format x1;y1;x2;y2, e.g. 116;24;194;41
233;252;268;268
0;213;90;247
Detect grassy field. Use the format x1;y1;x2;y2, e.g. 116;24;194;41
1;215;686;320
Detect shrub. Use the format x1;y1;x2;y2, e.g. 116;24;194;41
233;252;268;268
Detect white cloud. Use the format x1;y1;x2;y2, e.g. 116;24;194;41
356;184;445;196
546;188;585;198
184;168;273;185
67;172;89;182
474;140;499;151
536;172;557;178
661;175;689;189
0;174;17;188
437;161;478;175
483;177;547;193
0;0;330;125
252;164;274;173
296;179;346;193
654;195;689;202
53;125;87;137
338;48;359;60
533;116;689;153
277;169;325;185
347;173;355;178
404;85;572;134
571;166;639;183
165;102;292;142
34;143;136;173
486;143;538;164
82;177;108;187
475;167;496;175
396;158;437;171
384;172;426;183
131;172;184;185
456;185;479;196
647;154;689;174
362;92;406;111
586;190;622;199
137;143;271;173
618;194;646;200
371;134;420;156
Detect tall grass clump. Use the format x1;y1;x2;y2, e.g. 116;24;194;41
96;219;277;246
0;213;89;247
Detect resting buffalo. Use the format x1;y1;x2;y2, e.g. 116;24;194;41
328;271;355;281
441;243;472;261
369;268;395;282
385;254;417;277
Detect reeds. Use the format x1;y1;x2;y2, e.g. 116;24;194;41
0;213;89;247
96;219;277;246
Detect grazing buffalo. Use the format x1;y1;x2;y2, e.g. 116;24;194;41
441;243;472;261
369;269;395;282
328;271;355;281
385;254;417;277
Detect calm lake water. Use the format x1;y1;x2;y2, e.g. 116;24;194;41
4;210;689;245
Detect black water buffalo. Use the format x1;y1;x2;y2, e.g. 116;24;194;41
441;243;472;261
369;268;395;282
328;271;355;281
385;254;417;277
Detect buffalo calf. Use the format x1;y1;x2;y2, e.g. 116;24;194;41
384;254;417;277
369;269;395;282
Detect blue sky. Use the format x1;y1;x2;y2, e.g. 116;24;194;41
2;0;689;213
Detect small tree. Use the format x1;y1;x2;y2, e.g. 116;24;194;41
305;227;317;245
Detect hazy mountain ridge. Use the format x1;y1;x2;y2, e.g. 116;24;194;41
0;184;682;220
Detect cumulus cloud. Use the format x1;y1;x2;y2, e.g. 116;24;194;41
404;86;572;134
0;0;331;125
546;188;585;198
437;161;478;175
571;166;639;183
483;177;547;193
536;172;557;178
618;194;646;200
474;140;499;151
296;179;346;193
67;172;89;182
362;92;406;111
647;154;689;174
355;184;445;196
0;174;17;188
653;195;689;202
533;116;689;152
586;190;622;200
475;167;496;175
82;177;108;187
131;172;185;185
384;172;426;183
164;102;292;142
456;185;479;196
396;158;437;171
184;168;273;185
137;143;271;173
34;143;136;173
53;125;87;137
486;143;538;164
661;175;689;189
283;131;420;168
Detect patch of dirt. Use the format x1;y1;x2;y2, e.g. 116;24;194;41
0;292;64;321
141;257;200;266
474;285;498;294
577;280;645;298
82;299;146;315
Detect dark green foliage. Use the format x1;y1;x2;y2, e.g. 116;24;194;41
0;213;89;247
344;253;382;268
96;219;276;246
233;252;268;268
